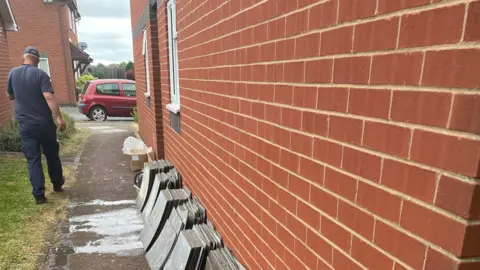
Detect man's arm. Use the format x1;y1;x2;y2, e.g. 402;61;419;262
41;73;66;131
7;71;14;100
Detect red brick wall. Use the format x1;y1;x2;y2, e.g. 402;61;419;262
131;1;165;157
8;0;77;104
0;16;12;126
143;0;480;269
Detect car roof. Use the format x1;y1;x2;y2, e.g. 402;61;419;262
90;79;135;84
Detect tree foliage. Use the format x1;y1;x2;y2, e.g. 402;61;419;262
76;73;98;89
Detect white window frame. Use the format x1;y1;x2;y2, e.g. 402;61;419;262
166;0;180;114
39;57;51;76
68;7;77;34
142;28;151;98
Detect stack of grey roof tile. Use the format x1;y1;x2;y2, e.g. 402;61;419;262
145;199;210;269
141;189;190;251
142;169;184;220
137;160;174;212
204;248;246;270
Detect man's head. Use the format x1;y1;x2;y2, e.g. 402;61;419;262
23;46;40;66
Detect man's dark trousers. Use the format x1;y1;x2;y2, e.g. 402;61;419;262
20;123;63;197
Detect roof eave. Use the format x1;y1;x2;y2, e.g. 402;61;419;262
1;0;18;32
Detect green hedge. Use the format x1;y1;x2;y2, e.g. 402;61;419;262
0;110;76;152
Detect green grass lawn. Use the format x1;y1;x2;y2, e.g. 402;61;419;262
0;129;87;269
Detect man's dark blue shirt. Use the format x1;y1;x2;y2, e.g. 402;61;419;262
7;64;55;130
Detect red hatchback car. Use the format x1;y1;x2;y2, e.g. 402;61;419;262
78;79;136;121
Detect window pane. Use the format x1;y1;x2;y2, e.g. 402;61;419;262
39;58;49;75
123;83;136;97
96;83;120;96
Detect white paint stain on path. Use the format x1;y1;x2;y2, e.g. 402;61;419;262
68;203;144;256
69;199;136;208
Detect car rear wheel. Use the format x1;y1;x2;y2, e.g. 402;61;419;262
89;106;107;122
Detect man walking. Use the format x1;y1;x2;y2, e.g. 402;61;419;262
7;46;66;204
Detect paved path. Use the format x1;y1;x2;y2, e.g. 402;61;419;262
43;121;149;270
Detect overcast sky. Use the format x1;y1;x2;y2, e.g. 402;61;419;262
77;0;133;65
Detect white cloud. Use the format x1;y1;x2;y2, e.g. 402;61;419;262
77;0;133;64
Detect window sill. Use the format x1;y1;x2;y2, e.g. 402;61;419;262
166;103;180;114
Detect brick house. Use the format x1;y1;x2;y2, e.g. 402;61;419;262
7;0;92;105
130;0;480;269
0;0;17;126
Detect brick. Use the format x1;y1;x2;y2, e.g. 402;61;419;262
320;26;353;56
324;167;357;201
342;147;382;182
306;228;334;264
268;17;286;40
276;223;295;248
348;88;391;119
308;0;338;30
283;61;305;83
317;87;348;113
423;247;458;270
449;94;480;134
378;0;430;14
274;85;294;105
333;249;363;270
422;49;480;89
399;5;464;48
362;122;411;158
353;17;399;52
374;221;427;269
435;175;480;220
391;90;452;128
280;143;301;171
293;86;317;109
278;187;297;214
294;239;318;269
297;200;321;229
357;181;402;223
465;1;480;42
251;102;265;119
299;156;324;185
286;9;309;37
400;200;467;256
260;42;276;62
265;104;282;125
286;212;307;241
351;237;394;270
328;116;363;145
305;59;333;83
288;173;310;202
394;263;409;270
410;130;480;178
310;185;338;218
271;164;289;188
273;126;291;148
295;33;321;59
338;200;374;239
291;133;314;157
275;39;295;61
281;107;302;130
321;217;351;252
269;198;287;225
370;52;423;85
381;159;437;203
313;138;343;167
338;0;376;23
333;57;371;84
302;111;328;136
266;64;284;82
